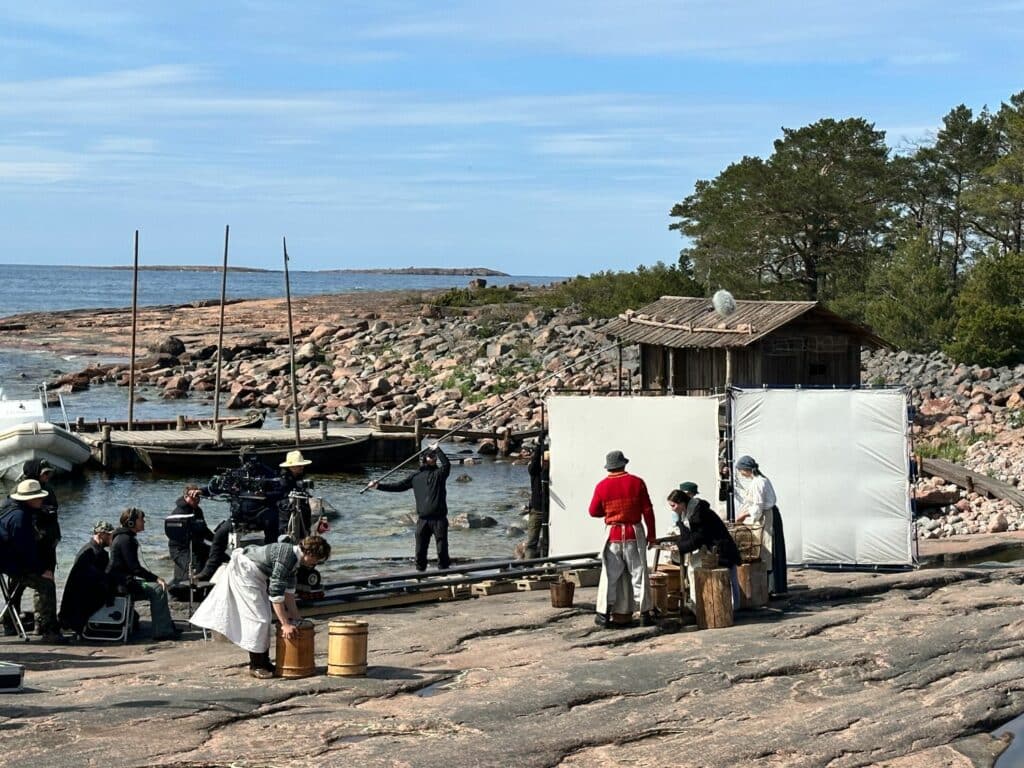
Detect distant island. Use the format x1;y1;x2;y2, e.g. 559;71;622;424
322;267;508;276
98;265;508;276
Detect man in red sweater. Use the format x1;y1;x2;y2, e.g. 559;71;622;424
588;450;657;628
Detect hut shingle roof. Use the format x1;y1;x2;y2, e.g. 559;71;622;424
602;296;889;349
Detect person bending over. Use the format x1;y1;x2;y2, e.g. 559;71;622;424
190;535;331;679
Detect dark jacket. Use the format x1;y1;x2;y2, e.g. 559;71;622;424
19;459;61;564
528;448;549;513
676;496;741;567
377;449;451;519
0;498;45;577
107;527;160;586
59;539;114;633
167;497;215;549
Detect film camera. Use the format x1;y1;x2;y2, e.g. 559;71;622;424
209;459;287;532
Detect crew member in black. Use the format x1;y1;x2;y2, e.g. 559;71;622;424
368;444;452;571
59;520;116;635
524;438;550;559
107;507;179;640
167;485;215;585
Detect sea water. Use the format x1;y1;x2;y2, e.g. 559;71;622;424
0;266;562;582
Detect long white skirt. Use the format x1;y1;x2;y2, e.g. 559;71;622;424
190;550;272;653
595;524;651;615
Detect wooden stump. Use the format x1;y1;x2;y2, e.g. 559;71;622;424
693;567;734;629
737;561;768;610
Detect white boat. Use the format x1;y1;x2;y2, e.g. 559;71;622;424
0;390;92;481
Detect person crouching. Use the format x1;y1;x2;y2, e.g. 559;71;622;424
189;535;331;679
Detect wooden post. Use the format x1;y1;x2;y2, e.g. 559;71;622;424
320;420;328;440
693;568;734;629
282;237;302;447
176;414;186;431
736;561;768;610
213;224;229;424
215;422;225;446
76;416;84;431
414;418;423;448
497;426;510;456
127;230;140;431
101;424;112;468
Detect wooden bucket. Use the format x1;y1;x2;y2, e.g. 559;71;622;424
327;619;368;677
649;572;668;613
275;621;315;678
656;563;681;595
549;579;575;608
693;568;734;630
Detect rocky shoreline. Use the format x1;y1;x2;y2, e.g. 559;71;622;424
3;294;1024;541
2;556;1022;767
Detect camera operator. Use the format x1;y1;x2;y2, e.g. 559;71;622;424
277;450;313;540
194;449;285;582
166;485;214;586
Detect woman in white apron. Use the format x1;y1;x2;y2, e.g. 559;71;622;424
191;535;330;678
734;455;786;596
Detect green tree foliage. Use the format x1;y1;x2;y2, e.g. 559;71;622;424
671;118;892;316
965;92;1024;256
892;105;995;288
542;262;701;318
945;248;1024;366
864;233;954;351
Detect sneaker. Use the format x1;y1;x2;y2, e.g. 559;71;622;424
249;667;274;679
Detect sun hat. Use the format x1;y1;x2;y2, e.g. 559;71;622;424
679;481;699;494
604;450;629;471
92;520;115;534
11;479;48;501
736;455;758;471
280;450;312;468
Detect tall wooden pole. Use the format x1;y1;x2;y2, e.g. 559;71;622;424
283;237;301;446
213;225;230;424
127;230;140;430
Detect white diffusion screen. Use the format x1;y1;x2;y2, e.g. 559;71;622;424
731;388;913;567
547;395;721;557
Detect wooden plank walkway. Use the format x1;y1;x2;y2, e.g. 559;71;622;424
79;423;374;449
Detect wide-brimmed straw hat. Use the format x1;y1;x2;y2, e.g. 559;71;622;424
11;479;48;501
280;450;312;468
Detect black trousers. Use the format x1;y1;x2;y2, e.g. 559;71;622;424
415;518;450;571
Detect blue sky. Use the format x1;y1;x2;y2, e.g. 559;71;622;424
2;2;1022;276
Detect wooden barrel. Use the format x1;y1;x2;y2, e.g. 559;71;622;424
693;567;734;630
656;563;681;595
649;573;668;613
327;619;368;677
549;579;575;608
275;621;315;678
737;561;769;609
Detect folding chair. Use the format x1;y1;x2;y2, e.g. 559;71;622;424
0;574;28;641
80;594;135;644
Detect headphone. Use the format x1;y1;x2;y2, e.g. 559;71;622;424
125;507;143;529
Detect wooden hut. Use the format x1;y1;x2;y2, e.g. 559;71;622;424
602;297;889;394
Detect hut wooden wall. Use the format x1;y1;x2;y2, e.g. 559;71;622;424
640;332;862;392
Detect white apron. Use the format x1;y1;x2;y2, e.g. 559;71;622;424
595;523;651;615
190;549;273;653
